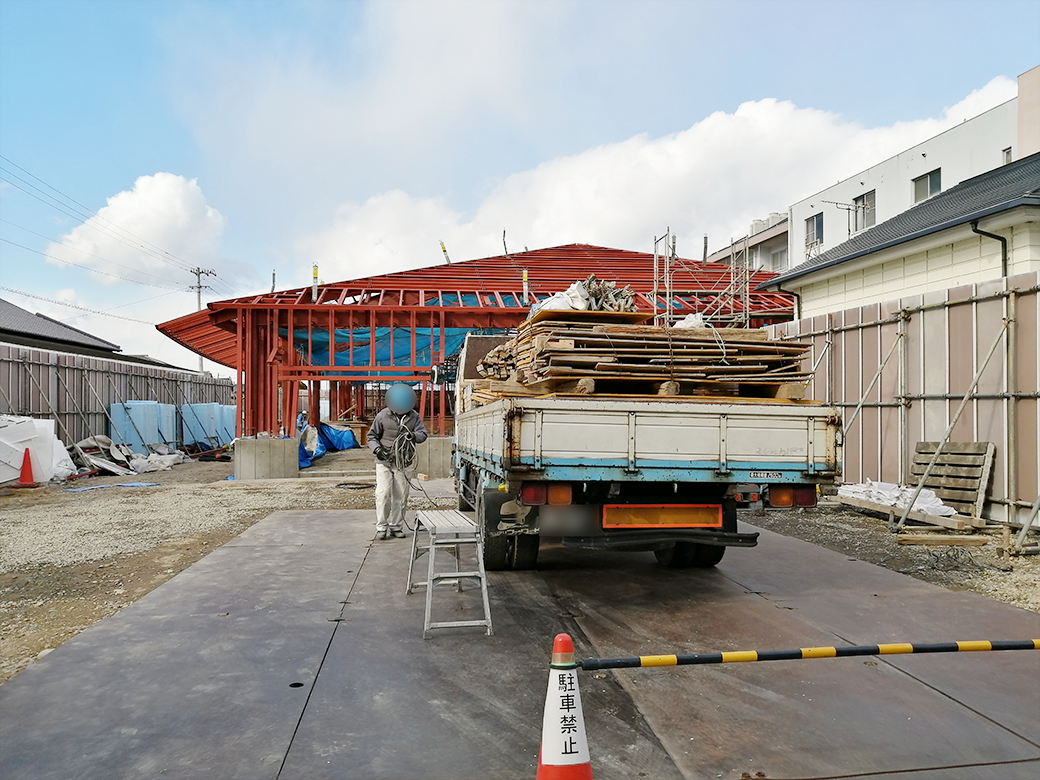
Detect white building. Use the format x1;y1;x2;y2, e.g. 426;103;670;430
786;65;1039;272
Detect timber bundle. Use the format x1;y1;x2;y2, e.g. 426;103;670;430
472;318;813;405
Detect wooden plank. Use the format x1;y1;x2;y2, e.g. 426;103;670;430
897;535;987;546
838;497;978;530
915;441;992;455
915;475;984;490
910;464;984;478
911;453;989;467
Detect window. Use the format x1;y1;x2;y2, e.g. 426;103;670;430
913;169;941;202
805;213;823;247
854;190;875;232
1003;147;1013;164
770;247;788;271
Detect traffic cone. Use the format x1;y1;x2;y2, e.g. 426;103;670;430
536;633;593;779
15;448;37;488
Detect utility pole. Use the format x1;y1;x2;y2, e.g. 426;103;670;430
189;267;216;372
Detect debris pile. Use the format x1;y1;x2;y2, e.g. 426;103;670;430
464;278;813;410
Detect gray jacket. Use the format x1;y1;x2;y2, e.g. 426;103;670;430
368;408;428;464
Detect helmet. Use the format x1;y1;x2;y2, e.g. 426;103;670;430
386;384;417;414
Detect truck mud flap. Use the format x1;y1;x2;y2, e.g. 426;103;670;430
560;530;759;550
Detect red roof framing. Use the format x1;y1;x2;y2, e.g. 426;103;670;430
159;244;793;369
156;244;794;436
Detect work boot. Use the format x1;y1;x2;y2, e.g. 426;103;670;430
377;529;389;540
390;529;406;539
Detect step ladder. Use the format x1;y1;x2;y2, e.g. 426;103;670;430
405;510;494;639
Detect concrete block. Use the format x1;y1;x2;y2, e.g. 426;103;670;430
234;438;299;481
413;436;453;479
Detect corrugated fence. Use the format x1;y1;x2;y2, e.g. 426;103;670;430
0;343;235;447
770;272;1038;526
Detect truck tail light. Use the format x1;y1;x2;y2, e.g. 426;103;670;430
547;483;573;505
768;485;795;508
520;482;547;505
794;485;817;507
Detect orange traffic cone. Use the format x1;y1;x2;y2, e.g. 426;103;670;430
15;448;37;488
536;633;593;779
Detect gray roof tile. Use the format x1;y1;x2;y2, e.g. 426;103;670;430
0;298;121;351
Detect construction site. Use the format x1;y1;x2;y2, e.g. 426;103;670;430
1;236;1039;779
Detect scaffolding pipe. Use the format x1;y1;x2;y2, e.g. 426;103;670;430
1006;290;1018;527
19;358;90;468
844;332;903;437
894;319;1010;532
1014;494;1040;551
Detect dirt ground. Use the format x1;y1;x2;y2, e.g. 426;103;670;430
1;451;1037;684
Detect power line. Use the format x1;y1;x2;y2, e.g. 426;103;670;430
0;156;196;272
0;155;242;299
0;237;184;291
0;286;165;324
0;218;185;286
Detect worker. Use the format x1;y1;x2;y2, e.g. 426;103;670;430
368;384;428;539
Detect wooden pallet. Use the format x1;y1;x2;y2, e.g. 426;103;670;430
476;313;812;399
911;441;995;519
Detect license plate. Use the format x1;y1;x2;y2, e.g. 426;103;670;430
749;471;783;480
603;504;722;529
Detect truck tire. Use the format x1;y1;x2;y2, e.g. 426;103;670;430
655;542;725;568
508;534;539;570
477;489;511;571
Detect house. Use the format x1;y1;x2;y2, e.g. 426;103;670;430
759;152;1040;317
786;65;1039;272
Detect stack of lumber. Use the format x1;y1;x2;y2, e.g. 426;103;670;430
473;313;812;401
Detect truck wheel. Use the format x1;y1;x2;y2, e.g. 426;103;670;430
508;534;539;570
477;489;510;571
655;542;725;568
689;544;725;567
483;534;510;571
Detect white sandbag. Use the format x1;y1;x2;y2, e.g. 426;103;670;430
837;479;956;517
673;313;705;329
51;439;78;480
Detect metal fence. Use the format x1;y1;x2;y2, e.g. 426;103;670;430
0;343;235;446
770;272;1039;526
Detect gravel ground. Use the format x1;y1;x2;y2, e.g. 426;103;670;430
2;452;1036;683
745;501;1040;613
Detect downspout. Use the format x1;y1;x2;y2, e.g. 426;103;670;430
776;284;801;321
970;220;1008;278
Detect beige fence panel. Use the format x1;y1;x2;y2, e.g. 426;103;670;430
0;343;234;446
771;271;1039;526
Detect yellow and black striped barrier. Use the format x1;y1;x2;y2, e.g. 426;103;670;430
579;639;1040;671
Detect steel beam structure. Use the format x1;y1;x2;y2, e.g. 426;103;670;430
157;244;795;437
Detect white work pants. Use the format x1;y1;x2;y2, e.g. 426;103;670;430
375;462;411;531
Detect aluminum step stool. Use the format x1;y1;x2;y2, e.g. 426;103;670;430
405;509;494;639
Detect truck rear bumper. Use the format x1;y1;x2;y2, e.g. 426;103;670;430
559;529;759;550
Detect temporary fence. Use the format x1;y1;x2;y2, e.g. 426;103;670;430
0;343;234;447
770;272;1039;528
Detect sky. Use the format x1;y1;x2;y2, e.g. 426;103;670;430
1;0;1038;376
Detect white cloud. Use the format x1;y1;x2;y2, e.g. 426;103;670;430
45;173;238;290
299;76;1018;281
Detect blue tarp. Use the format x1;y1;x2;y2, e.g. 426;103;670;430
299;424;359;468
282;326;472;377
319;425;359;453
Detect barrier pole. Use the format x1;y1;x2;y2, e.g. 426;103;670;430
580;639;1040;671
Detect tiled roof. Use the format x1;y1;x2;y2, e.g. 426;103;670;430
761;152;1040;288
0;298;121;352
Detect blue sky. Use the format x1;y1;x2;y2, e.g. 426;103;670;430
1;0;1038;373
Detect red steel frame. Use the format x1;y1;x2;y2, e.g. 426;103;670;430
157;244;795;438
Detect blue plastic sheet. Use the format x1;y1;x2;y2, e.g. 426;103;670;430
281;326;471;377
298;430;326;469
318;425;359;453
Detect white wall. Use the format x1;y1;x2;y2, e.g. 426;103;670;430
788;208;1040;318
788;100;1018;271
